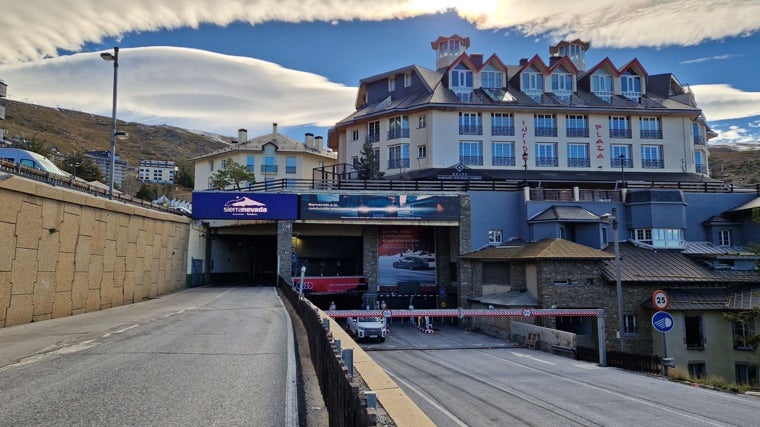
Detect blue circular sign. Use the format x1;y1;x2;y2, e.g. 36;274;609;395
651;311;674;333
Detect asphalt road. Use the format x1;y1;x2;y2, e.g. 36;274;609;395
0;286;297;426
365;323;760;427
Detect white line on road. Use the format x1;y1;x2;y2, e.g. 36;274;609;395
386;371;469;427
115;325;139;334
510;351;556;365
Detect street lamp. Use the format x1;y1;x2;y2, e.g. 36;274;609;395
602;208;625;352
100;47;126;200
522;152;529;187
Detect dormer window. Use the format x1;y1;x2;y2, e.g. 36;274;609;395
388;76;396;92
521;67;544;102
632;228;684;248
551;72;572;102
592;72;613;103
404;72;412;87
481;64;503;89
451;63;473;102
621;71;641;101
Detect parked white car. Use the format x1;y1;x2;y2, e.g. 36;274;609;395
346;316;386;342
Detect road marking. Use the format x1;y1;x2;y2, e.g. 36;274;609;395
387;371;468;427
115;325;139;334
510;351;556;365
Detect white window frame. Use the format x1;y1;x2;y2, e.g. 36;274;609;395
592;72;613;102
418;115;426;129
404;72;412;87
351;129;359;141
719;229;731;246
488;229;503;244
388;76;396;92
417;145;427;159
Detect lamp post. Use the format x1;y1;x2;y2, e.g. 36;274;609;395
522;152;528;187
101;47;119;200
603;208;625;352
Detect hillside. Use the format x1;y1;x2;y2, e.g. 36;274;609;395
708;145;760;185
0;99;229;169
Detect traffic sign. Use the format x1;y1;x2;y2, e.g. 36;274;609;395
652;289;670;311
651;311;674;333
383;309;392;318
522;308;532;317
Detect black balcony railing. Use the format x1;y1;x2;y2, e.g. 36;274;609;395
534;127;558;137
566;128;589;138
611;158;634;168
640;129;663;139
387;128;410;140
696;164;707;174
491;126;515;136
536;157;558;167
459;125;483;135
286;166;297;174
610;129;632;139
642;159;664;169
459;156;483;166
492;156;516;166
366;133;380;143
694;135;705;145
387;158;410;169
568;157;591;167
261;164;278;173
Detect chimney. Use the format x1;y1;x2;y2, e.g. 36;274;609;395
237;128;247;143
314;136;324;149
273;123;278;141
519;58;528;66
305;132;314;148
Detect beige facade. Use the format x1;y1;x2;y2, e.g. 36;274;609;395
0;175;190;328
193;125;337;190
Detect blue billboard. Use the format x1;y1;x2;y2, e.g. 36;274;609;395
300;194;460;221
192;192;298;220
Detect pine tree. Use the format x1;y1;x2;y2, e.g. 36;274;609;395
210;158;256;190
355;141;384;180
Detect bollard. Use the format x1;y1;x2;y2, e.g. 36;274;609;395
322;318;330;331
335;339;341;354
365;391;377;409
342;348;354;376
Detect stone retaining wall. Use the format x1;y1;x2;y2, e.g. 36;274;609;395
0;175;190;328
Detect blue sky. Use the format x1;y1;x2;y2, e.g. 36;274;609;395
0;1;759;146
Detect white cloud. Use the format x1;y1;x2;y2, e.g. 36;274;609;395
679;54;741;65
690;84;760;122
709;125;759;145
0;47;356;136
1;1;759;64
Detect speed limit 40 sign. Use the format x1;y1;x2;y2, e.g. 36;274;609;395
652;289;670;311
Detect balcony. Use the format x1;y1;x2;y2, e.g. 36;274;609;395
534;127;557;137
567;157;590;167
459;125;482;135
491;126;515;136
566;128;589;138
387;158;410;169
696;164;708;174
261;164;278;174
642;159;664;169
286;166;297;174
459;156;483;166
640;129;663;139
611;158;634;168
694;135;705;145
387;128;410;140
366;133;380;143
492;156;515;166
536;157;558;167
609;129;632;139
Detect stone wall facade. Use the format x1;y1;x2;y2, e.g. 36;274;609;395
0;175;190;328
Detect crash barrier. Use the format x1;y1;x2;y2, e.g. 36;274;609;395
278;277;376;426
605;350;664;374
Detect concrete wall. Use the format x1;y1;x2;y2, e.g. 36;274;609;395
0;175;190;328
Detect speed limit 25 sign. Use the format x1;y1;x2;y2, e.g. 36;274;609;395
652;290;670;311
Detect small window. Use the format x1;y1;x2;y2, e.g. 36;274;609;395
553;279;570;286
388;76;396;91
733;319;754;350
688;362;706;380
736;364;759;386
623;313;638;334
404;72;412;87
719;230;731;246
418;115;426;129
209;160;214;172
488;229;502;244
417;145;427;159
351;130;359;141
685;315;704;349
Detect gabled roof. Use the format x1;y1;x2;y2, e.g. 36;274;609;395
190;132;336;161
547;55;579;74
528;206;600;223
515;54;550;75
481;54;508;72
726;196;760;212
584;57;621;78
462;238;612;261
431;34;470;50
618;58;648;78
448;53;479;72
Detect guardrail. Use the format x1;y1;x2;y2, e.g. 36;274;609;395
0;159;185;215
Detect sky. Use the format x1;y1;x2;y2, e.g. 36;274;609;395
0;0;759;147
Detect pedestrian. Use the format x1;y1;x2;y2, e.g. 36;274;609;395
329;301;336;311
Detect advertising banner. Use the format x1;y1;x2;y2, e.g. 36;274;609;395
300;194;459;221
192;192;298;219
377;226;436;288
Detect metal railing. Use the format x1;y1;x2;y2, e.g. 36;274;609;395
535;127;558;137
492;156;515;166
640;129;663;139
366;133;380;143
567;157;591;167
459;125;482;135
387;128;410;140
566;127;589;138
610;129;632;139
459;155;483;166
491;126;515;136
642;159;664;169
536;156;559;167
